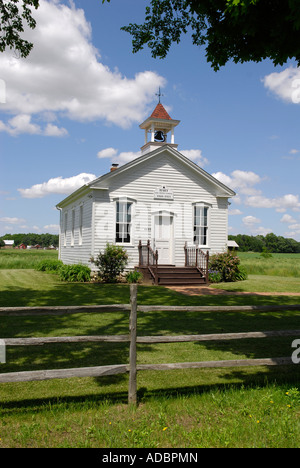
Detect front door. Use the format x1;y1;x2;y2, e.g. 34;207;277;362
154;213;174;264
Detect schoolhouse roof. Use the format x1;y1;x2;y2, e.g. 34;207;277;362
56;144;236;208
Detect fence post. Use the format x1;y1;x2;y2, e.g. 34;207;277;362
128;284;138;405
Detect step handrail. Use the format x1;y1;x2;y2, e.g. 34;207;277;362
138;240;159;285
184;242;209;283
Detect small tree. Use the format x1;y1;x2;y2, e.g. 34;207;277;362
91;243;129;283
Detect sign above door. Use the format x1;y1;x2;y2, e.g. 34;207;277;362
154;185;174;200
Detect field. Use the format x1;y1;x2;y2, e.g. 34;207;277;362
237;252;300;277
0;248;58;270
0;249;299;448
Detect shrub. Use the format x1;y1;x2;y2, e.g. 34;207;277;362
209;252;248;282
208;269;222;283
36;259;63;272
91;243;128;283
126;270;143;283
260;247;273;258
57;264;91;282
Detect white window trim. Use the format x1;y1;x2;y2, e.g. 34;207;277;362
114;198;136;246
64;212;68;247
192;202;211;249
79;204;83;246
71;209;75;246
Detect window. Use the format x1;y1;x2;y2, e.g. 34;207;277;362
64;212;68;247
116;201;132;243
79;205;83;246
71;209;75;246
193;205;208;246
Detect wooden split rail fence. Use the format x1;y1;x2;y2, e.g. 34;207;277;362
0;285;300;405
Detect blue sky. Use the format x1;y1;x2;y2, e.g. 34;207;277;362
1;0;300;240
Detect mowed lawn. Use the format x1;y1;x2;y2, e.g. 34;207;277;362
210;252;300;293
0;250;299;448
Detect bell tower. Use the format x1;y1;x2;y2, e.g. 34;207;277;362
140;93;180;155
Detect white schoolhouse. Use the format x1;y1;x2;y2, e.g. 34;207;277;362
56;102;235;285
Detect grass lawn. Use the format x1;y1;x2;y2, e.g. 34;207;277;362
210;252;300;293
0;251;299;448
211;274;300;293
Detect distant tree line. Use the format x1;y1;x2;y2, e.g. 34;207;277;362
229;233;300;254
0;233;59;248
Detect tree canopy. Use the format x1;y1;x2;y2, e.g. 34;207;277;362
0;0;39;57
229;233;300;254
105;0;300;70
0;232;59;248
3;1;300;68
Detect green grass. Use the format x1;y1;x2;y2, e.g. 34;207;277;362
238;252;300;277
210;252;300;293
0;384;299;448
0;251;300;447
211;274;300;293
0;249;58;269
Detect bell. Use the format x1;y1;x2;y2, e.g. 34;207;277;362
154;130;165;142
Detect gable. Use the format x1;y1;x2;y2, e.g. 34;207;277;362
57;145;235;209
91;146;235;199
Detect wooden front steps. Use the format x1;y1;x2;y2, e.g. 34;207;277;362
137;266;207;286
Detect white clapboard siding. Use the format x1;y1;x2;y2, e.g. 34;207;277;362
92;152;230;268
57;146;234;270
59;195;93;266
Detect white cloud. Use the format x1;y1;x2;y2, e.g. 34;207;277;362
97;146;209;168
44;124;68;137
0;0;165;134
241;215;272;236
181;149;209;167
288;223;300;231
252;226;273;236
229;209;243;216
43;224;59;233
212;170;263;195
18;173;96;198
0;114;68;136
246;194;300;212
280;214;297;223
243;215;261;226
115;151;142;164
263;66;300;104
97;148;118;160
97;147;142;166
0;217;26;224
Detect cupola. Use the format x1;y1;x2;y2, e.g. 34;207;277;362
140;94;180;155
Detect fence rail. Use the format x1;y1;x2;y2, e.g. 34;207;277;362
1;286;299;405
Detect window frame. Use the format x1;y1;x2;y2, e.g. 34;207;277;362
192;202;211;248
64;212;68;247
71;209;75;246
79;205;83;246
114;198;135;245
